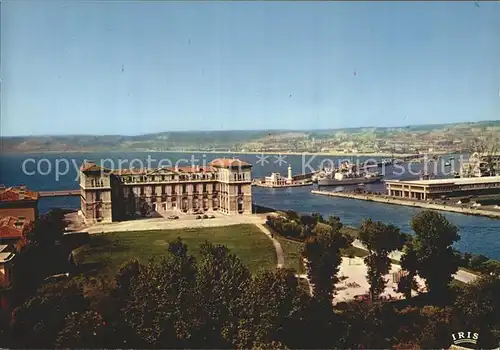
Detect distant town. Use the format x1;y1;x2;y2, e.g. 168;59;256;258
3;120;499;155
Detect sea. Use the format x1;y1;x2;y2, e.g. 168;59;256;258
1;151;499;259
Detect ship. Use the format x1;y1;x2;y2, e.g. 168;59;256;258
317;170;383;186
317;161;383;186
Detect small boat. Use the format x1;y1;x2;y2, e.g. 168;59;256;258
449;156;455;160
445;161;451;167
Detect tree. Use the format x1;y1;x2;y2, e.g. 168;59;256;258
55;310;109;348
482;260;500;276
285;210;300;221
311;222;334;236
10;280;88;348
358;219;404;301
26;209;66;245
311;213;325;224
410;211;460;302
454;275;500;348
114;259;141;301
235;269;309;349
121;238;198;348
194;242;251;348
299;214;317;229
398;240;420;300
469;254;489;271
302;231;351;306
326;215;343;233
417;306;456;349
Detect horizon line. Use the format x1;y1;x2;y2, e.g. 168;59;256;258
2;119;498;138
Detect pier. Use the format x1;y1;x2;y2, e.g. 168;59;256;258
253;181;312;188
311;190;500;219
39;190;80;198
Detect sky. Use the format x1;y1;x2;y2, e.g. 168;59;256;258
1;1;499;136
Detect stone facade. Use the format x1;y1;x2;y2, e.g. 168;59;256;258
80;158;253;224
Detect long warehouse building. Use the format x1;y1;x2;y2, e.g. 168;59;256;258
385;176;500;200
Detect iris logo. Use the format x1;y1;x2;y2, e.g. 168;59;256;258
451;331;479;348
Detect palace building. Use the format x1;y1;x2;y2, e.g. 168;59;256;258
79;158;253;224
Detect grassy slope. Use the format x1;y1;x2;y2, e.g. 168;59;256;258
75;224;277;278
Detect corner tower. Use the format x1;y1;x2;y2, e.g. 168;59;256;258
79;161;113;224
209;158;252;215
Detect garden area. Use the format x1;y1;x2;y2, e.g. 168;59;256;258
73;224;278;278
266;209;500;276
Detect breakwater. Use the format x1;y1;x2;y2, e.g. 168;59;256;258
311;190;500;219
253;181;312;188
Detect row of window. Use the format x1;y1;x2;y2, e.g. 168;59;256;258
124;184;244;196
428;183;500;192
122;173;218;183
89;179;106;187
120;172;250;184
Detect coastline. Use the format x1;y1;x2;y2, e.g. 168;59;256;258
311;190;500;219
2;149;448;158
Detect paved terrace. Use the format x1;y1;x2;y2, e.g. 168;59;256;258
84;212;268;234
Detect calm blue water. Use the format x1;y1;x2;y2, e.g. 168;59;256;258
1;152;498;259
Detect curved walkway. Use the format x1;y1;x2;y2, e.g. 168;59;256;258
257;225;314;295
256;224;284;269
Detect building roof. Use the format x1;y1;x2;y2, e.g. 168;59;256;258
385;176;500;186
114;166;216;176
209;158;252;168
0;186;39;201
0;216;27;239
80;162;113;173
81;158;251;176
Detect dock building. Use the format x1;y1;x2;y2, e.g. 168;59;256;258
385;176;500;200
80;158;253;224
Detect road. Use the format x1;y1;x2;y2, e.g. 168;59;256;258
352;239;478;284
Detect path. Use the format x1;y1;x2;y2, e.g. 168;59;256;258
352;239;478;284
256;223;284;268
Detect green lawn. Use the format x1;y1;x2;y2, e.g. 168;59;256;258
275;236;305;274
74;224;277;278
341;246;369;259
340;226;359;238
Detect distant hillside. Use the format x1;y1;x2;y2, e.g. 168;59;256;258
1;120;499;154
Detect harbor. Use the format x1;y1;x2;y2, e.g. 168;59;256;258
252;165;315;188
311;181;500;219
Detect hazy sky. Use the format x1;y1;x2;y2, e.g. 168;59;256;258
1;1;499;136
